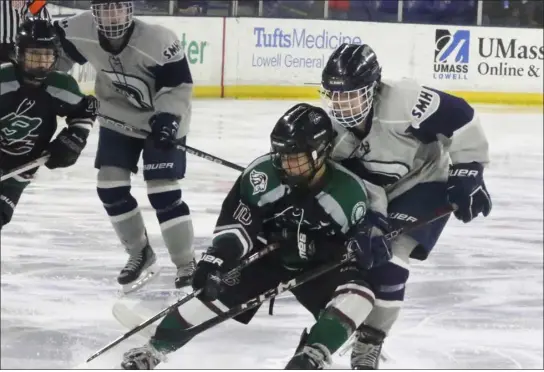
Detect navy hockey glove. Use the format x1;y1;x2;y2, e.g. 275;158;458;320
193;249;236;302
348;210;392;270
149;112;180;150
447;162;492;223
45;127;87;169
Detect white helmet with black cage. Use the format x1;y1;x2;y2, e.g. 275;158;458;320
90;0;134;40
320;43;382;129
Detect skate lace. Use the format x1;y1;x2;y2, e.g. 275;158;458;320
352;339;382;368
124;250;144;272
177;259;196;277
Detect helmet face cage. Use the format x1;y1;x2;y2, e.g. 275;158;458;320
17;45;59;80
91;1;134;39
320;82;376;128
271;141;329;188
15;20;60;82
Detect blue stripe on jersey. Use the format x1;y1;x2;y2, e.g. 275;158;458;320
150;57;193;92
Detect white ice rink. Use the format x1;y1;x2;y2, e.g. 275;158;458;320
1;101;543;369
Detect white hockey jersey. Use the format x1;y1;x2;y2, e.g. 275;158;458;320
331;78;489;201
54;11;193;139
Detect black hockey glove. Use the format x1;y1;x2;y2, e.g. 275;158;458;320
348;210;392;270
79;94;100;119
447;162;492;223
149;112;180;150
193;249;235;302
45;127;87;169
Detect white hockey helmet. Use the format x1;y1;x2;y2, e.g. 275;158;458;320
320;44;382;128
91;0;134;40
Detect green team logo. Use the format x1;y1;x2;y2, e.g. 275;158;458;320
0;100;42;156
351;201;367;225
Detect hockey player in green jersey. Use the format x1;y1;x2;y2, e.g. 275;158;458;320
0;17;98;229
119;103;392;370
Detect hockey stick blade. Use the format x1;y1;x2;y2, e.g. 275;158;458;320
97;114;244;172
85;288;203;363
84;243;279;364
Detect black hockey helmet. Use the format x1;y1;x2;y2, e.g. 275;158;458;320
15;17;60;82
321;43;382;128
91;0;134;40
270;103;335;188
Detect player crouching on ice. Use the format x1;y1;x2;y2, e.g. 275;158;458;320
0;18;98;229
321;43;492;369
119;103;392;369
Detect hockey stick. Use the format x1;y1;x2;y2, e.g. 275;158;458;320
163;206;455;343
0;155;49;182
84;242;280;363
97;114;245;172
92;206;453;366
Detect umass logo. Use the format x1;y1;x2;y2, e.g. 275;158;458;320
0;99;42;156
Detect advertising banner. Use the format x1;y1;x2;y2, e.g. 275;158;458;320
415;24;544;93
139;17;223;88
224;18;415;86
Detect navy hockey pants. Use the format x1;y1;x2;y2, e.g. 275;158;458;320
94;126;187;180
364;182;451;305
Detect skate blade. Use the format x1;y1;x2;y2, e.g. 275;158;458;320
119;262;161;295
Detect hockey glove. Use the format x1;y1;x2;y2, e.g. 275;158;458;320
193;250;232;302
45;127;87;169
79;94;100;119
447;162;492;223
348;210;392;270
149;112;180;150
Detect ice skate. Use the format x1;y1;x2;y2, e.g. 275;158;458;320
285;343;332;370
118;244;160;294
121;343;165;370
174;258;196;289
350;325;386;369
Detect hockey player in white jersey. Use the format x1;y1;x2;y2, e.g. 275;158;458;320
53;0;196;291
320;43;492;369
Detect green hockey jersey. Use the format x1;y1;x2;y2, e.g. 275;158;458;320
0;63;93;171
211;154;388;267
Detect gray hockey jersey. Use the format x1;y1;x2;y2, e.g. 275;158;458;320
331;78;489;201
54;11;193;139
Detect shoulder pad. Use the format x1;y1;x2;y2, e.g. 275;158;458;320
409;86;441;129
55;11;95;40
133;21;185;65
240;154;284;204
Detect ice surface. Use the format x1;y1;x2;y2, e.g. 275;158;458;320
1;101;542;369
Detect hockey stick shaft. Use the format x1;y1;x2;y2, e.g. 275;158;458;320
178;206;454;340
98;114;245;172
85;243;279;363
0;155;49;182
